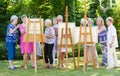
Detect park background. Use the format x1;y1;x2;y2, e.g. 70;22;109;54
0;0;120;76
0;0;120;60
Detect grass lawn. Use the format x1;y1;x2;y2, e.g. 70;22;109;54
0;53;120;76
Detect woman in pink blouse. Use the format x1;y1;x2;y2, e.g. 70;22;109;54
19;15;34;69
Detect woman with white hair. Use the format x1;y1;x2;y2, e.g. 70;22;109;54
80;18;88;25
96;17;107;67
86;18;99;68
6;15;19;70
52;17;58;65
57;15;63;23
44;19;55;69
106;17;119;69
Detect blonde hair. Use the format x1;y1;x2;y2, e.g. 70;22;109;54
10;15;18;22
96;17;104;25
106;17;114;23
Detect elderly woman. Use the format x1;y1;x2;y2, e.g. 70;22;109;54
44;19;55;69
96;17;107;67
86;18;99;68
57;15;63;23
80;18;88;26
57;15;66;68
106;17;119;69
6;15;19;70
19;15;34;69
52;17;58;65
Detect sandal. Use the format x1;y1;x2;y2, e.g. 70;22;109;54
9;67;17;70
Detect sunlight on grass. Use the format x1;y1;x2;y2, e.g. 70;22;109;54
0;53;120;76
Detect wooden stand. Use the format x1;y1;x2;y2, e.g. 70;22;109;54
77;0;96;71
58;6;76;70
24;18;46;73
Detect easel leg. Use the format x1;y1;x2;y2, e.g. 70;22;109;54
41;43;45;68
58;51;61;68
65;50;68;70
92;46;96;69
34;42;37;73
69;28;76;69
83;45;87;71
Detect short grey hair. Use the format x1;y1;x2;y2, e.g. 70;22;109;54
80;18;88;24
57;15;63;20
10;15;18;22
21;15;27;20
45;19;52;25
88;18;94;24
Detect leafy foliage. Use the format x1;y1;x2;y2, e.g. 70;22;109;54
0;0;8;41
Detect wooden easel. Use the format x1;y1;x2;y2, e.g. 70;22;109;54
58;6;76;70
24;18;46;73
77;0;96;71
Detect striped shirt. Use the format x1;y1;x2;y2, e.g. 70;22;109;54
6;24;18;42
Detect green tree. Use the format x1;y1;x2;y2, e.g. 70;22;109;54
0;0;8;41
87;0;99;18
29;0;52;18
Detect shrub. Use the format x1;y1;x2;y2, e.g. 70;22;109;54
0;42;22;60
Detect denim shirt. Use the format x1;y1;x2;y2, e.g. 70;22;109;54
6;24;18;42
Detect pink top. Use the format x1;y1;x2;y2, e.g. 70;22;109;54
19;24;33;54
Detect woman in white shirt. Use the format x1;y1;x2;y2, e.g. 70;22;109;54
106;17;119;69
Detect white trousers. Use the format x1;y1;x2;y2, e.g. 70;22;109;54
87;45;98;62
53;36;58;64
107;45;119;68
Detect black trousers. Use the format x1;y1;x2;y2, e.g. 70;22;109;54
44;43;54;64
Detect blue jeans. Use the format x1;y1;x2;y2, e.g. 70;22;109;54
6;42;16;60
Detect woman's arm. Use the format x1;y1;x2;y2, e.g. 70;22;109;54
46;34;54;38
46;28;55;38
10;25;20;34
54;28;58;36
109;36;115;48
20;29;24;34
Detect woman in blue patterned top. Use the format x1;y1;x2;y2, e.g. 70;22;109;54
6;15;20;70
96;17;107;67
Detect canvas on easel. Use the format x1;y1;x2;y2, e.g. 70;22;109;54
77;0;97;71
57;6;76;70
58;22;76;45
24;18;46;73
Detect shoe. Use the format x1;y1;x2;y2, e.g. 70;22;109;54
9;67;17;70
107;67;113;70
24;66;28;69
114;65;120;68
45;64;49;69
49;64;53;69
32;65;35;68
100;63;106;67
